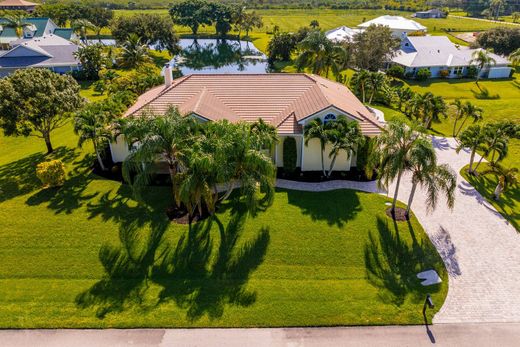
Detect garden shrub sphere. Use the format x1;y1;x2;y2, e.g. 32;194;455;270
36;160;66;188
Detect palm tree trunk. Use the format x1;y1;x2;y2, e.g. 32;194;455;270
468;149;476;174
452;118;459;137
405;181;417;218
320;146;326;177
493;184;503;201
456;116;470;137
474;154;486;172
93;141;106;171
327;152;338;178
391;170;403;213
361;84;366;103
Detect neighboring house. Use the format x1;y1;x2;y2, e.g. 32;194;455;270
413;9;446;19
325;26;362;43
391;36;512;79
0;34;80;77
110;71;383;172
0;0;38;13
357;15;426;39
0;17;74;49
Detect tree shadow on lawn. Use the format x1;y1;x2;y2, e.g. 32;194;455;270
284;188;362;227
364;217;443;306
77;189;270;321
0;146;78;203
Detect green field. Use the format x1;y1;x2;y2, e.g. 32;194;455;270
0;123;447;327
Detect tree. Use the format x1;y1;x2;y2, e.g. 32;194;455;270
249;118;278;151
395;86;415;111
326;116;365;177
513;12;520;23
73;43;108;80
296;30;348;77
232;5;247;40
4;14;31;38
72;19;96;43
476;27;520;56
34;4;69;26
169;0;212;35
470;49;496;87
283;137;297;173
352;24;400;71
267;32;296;63
210;2;234;37
454;101;483;136
310;20;319;29
87;7;114;41
350;70;371;103
456;124;486;175
73;102;114;171
117;34;152;68
110;14;180;55
489;0;505;20
368;118;426;214
366;72;388;105
121;108;199;199
240;11;263;38
0;69;84;154
482;164;518;201
450;99;465;137
474;121;519;170
405;138;456;218
510;48;520;67
304;118;328;176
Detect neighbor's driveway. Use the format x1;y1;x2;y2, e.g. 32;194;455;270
390;136;520;323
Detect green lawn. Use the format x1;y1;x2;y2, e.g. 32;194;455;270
0;124;447;327
460;164;519;231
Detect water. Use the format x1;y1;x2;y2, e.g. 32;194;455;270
172;38;268;75
87;38;268;74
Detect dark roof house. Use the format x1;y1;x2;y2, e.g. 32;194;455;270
0;0;38;13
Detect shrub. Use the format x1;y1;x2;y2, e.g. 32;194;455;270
386;65;405;78
416;68;431;81
467;66;478;78
36;160;66;188
283;137;297;173
438;69;450;78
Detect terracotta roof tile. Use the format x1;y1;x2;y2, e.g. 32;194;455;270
125;73;382;136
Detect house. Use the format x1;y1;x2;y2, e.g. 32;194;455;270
391;36;512;79
0;34;81;77
357;15;426;39
413;9;446;19
0;17;73;49
110;71;383;172
325;26;362;43
0;0;38;13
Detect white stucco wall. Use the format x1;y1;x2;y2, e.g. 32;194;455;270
302;139;351;171
109;135;131;163
488;67;512;79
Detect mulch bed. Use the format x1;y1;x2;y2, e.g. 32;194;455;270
386;207;409;221
277;168;374;183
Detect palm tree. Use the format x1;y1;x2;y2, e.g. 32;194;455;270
121;108;199;199
304;118;328;176
470;49;496;87
474;122;513;171
451;99;464;137
456;124;486;175
455;101;483;136
73;105;113;171
395;86;415;112
405;138;456;218
72;19;96;44
4;15;32;39
350;69;371;103
482;164;518;201
368;118;426;214
326;116;364;177
310;20;319;29
295;30;348;77
366;72;387;105
118;34;152;68
510;48;520;67
423;94;447;129
249;118;278;152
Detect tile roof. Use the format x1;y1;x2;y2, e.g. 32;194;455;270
125;73;382;136
0;0;38;6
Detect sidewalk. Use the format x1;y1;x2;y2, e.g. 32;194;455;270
2;324;520;347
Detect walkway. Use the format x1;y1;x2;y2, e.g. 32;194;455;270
277;137;520;323
2;324;520;347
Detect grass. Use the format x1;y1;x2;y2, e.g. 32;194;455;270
0;123;447;327
460;164;519;231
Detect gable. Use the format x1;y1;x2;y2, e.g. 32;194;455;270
1;44;50;58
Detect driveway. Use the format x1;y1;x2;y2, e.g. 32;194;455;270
390;137;520;323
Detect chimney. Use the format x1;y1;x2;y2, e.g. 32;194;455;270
164;63;173;87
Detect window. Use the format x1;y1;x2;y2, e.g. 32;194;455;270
324;113;336;124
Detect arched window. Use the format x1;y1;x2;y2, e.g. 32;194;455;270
324;113;336;124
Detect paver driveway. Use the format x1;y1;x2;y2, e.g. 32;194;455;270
390;137;520;323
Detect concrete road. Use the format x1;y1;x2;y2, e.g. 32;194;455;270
2;324;520;347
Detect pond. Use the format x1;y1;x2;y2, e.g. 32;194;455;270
88;38;269;75
171;38;268;75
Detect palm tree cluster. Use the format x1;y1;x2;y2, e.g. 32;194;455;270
369;118;457;219
120;109;277;221
117;33;152;69
392;87;449;129
469;49;496;88
304;115;365;178
457;120;520;179
349;70;390;105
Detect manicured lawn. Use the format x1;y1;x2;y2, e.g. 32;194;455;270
0;125;447;327
460;164;520;231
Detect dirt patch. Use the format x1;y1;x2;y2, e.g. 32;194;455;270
386;207;409;221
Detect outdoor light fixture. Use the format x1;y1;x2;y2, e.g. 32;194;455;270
423;294;434;316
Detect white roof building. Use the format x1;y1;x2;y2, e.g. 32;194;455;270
325;26;362;43
358;15;426;39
